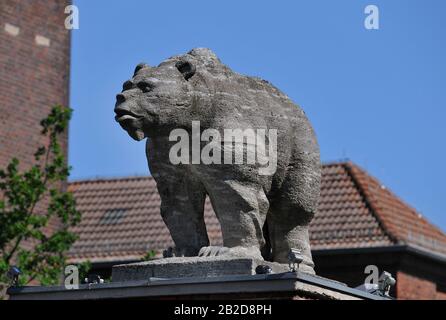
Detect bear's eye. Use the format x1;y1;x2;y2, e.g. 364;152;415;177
122;80;134;91
137;81;154;93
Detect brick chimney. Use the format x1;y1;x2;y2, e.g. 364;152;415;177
0;0;71;239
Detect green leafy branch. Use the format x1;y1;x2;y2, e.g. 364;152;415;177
0;106;83;294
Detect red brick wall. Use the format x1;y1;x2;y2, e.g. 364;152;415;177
0;1;71;237
436;290;446;300
396;271;445;300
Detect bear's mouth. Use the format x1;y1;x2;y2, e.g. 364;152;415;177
114;109;144;123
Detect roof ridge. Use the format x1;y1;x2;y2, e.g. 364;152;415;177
321;160;350;167
343;162;398;245
68;162;350;185
69;175;154;185
68;163;350;185
346;162;446;246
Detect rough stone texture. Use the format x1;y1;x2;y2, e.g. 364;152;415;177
112;256;289;282
114;48;321;273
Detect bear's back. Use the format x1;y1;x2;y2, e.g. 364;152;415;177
182;48;304;127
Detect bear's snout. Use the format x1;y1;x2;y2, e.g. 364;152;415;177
116;93;126;104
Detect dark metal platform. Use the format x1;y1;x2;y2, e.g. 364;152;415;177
7;271;389;300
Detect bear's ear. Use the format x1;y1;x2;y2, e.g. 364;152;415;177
134;63;149;76
175;60;196;81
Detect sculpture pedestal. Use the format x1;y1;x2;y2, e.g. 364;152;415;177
112;256;290;281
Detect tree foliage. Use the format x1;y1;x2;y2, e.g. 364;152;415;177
0;106;83;294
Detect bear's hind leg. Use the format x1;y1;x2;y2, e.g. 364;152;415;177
268;163;320;274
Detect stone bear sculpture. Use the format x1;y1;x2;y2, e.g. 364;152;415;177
114;48;320;273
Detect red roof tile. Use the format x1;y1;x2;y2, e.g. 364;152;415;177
67;162;446;263
347;162;446;255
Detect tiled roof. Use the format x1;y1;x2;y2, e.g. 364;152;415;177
67;162;446;263
310;163;393;250
67;177;222;263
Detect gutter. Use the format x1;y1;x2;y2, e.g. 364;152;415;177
312;244;446;265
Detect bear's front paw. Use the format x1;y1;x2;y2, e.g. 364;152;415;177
162;247;189;258
163;247;175;258
163;246;202;257
198;246;230;257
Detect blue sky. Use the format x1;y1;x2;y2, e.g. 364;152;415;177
69;0;446;230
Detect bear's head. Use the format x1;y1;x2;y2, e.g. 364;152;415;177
114;48;222;140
